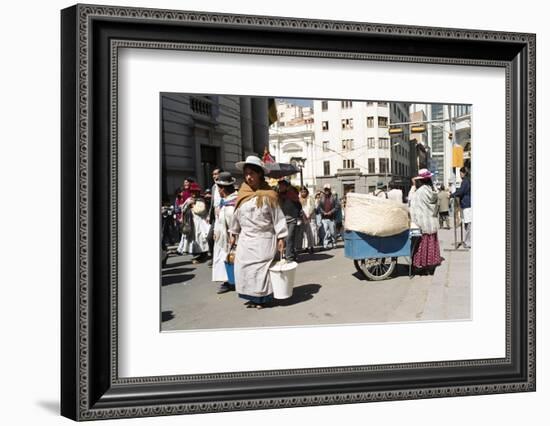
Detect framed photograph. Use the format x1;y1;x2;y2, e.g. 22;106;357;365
61;4;535;421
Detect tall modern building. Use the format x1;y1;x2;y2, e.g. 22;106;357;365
409;104;472;187
160;94;271;201
268;100;316;188
312;99;410;197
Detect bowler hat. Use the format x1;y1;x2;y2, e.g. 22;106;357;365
215;171;236;186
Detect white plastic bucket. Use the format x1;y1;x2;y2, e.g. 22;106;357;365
269;261;297;299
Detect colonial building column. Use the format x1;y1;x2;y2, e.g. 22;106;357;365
239;98;254;158
251;98;269;156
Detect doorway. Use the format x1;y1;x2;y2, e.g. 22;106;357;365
201;145;220;189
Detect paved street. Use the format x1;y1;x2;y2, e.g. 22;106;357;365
161;228;470;331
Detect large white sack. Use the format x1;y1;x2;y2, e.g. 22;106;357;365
344;192;410;237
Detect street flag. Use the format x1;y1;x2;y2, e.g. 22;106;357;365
263;146;275;163
268;98;278;125
452;144;464;168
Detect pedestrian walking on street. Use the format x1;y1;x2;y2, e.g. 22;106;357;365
229;156;288;309
173;189;185;241
211;171;238;294
175;177;194;206
451;167;472;248
206;168;223;266
437;185;451;229
371;182;388;199
277;179;302;262
387;181;404;204
318;184;339;249
298;187;316;254
314;191;323;245
410;169;443;275
176;182;210;263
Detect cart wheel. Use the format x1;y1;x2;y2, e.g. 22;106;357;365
354;257;397;281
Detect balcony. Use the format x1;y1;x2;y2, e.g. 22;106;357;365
190;97;214;119
336;168;361;176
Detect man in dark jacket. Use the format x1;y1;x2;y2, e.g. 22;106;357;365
278;179;302;261
318;184;339;249
451;167;471;248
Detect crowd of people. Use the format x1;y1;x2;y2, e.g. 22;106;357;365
162;155;471;308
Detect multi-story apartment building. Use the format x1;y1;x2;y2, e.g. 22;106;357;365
268;100;316;188
313;99;410;197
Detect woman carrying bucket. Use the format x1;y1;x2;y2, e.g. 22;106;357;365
211;172;238;294
229;156;288;309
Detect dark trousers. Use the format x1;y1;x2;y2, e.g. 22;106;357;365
207;217;215;255
285;221;297;261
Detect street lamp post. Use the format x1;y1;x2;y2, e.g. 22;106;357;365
291;157;306;188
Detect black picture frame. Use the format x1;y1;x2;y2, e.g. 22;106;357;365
61;4;536;421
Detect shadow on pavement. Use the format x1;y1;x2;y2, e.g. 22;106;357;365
352;271;367;281
164;259;192;269
393;263;413;278
297;252;334;262
162;267;194;276
275;283;321;307
162;310;175;322
162;273;195;286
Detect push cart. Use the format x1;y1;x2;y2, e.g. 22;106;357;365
344;228;422;281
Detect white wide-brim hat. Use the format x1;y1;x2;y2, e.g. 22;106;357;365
235;155;268;173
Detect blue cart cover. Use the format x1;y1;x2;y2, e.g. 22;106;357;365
344;230;411;259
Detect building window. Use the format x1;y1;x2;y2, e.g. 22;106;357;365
367;116;374;128
378;116;388;127
341;100;353;109
379;102;388;107
367;101;374;106
378;138;389;149
323;161;330;176
379;158;389;173
367;137;376;149
322;141;330;152
322;121;329;131
368;158;375;174
455;104;471;117
341;118;354;130
321;101;328;111
343;159;355;169
342;139;353;151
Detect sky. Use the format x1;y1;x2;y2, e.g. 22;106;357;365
277;98;314;107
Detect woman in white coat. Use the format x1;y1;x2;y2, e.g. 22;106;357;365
229;156;288;309
176;182;210;263
211;172;238;294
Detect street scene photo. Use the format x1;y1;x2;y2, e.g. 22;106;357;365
160;94;472;331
